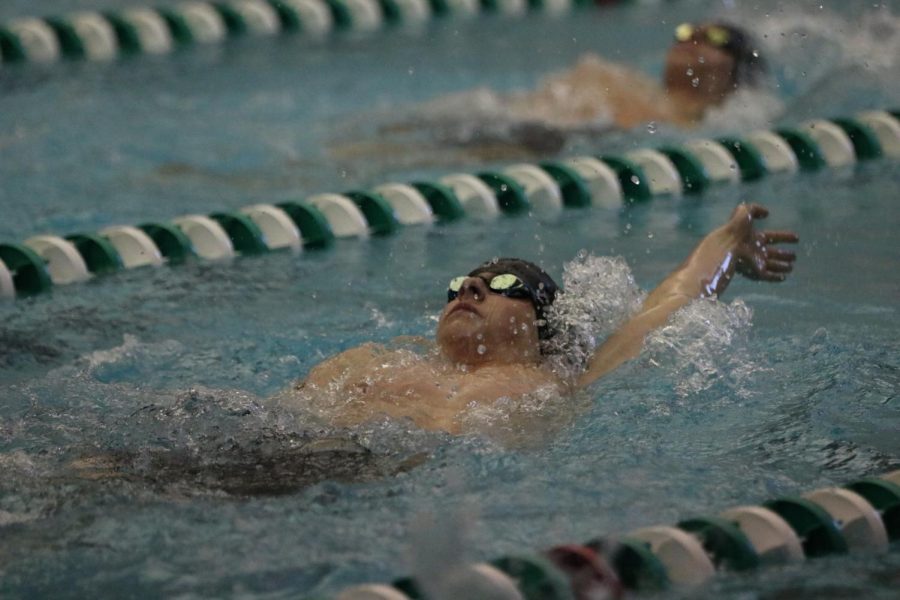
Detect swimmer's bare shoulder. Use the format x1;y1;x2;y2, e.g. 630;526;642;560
297;342;387;391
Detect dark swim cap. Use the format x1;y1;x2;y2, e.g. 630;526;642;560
468;257;559;339
708;22;768;87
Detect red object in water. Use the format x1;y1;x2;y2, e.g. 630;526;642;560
544;544;624;600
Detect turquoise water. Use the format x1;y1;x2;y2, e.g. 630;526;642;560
2;1;900;598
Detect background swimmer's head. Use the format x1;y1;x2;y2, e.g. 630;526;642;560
664;21;767;118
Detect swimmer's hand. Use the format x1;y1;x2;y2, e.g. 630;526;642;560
729;203;799;282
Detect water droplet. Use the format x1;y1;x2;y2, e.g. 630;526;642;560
646;121;657;134
647;232;654;239
752;50;759;58
408;67;415;75
500;184;508;192
477;344;487;355
691;77;700;88
685;68;694;76
630;174;641;185
698;56;705;64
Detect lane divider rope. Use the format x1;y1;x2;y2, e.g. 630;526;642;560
0;0;597;67
1;110;898;301
331;470;900;599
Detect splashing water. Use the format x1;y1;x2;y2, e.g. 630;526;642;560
541;253;645;379
641;297;755;399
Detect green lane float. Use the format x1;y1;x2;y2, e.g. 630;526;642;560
717;137;768;182
538;162;593;207
0;244;54;296
677;516;759;571
65;233;123;275
104;8;174;56
763;497;848;558
2;111;898;300
411;181;466;221
138;222;195;263
344;191;401;235
332;471;900;599
775;128;828;171
275;201;335;248
657;147;710;194
476;172;530;214
600;155;652;202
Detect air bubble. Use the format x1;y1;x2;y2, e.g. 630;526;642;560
691;77;700;88
630;174;641;185
477;344;487;355
686;68;694;76
646;121;657;134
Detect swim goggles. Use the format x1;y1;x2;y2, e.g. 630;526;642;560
447;273;532;303
674;23;731;47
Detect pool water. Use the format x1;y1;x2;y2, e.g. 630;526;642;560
2;1;900;598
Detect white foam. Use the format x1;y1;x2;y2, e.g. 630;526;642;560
542;253;645;379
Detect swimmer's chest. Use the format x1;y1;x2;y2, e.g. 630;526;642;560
351;360;548;408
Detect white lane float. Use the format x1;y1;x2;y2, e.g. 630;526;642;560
681;139;740;183
804;487;889;552
372;184;434;225
628;525;716;586
438;173;500;218
280;0;334;37
67;12;119;61
855;110;900;158
502;164;564;214
719;505;805;564
801;120;856;167
625;149;683;197
306;193;370;237
745;130;800;173
4;18;61;63
239;204;303;251
172;2;228;44
23;235;91;285
0;257;16;298
172;215;236;260
99;225;165;268
562;156;623;209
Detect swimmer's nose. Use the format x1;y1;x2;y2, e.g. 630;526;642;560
457;276;489;302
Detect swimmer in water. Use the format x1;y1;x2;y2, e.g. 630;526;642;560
296;203;797;434
512;20;770;129
331;21;768;162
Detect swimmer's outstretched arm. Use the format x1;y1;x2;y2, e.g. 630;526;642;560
576;204;798;388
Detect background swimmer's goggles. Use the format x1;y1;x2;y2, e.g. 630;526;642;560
447;274;533;303
674;23;731;47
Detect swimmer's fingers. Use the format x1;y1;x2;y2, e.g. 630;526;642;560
765;259;794;274
764;247;797;262
746;203;769;220
762;230;799;244
758;270;788;282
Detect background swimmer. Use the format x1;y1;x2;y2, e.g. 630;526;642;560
289;203;797;434
330;21;768;162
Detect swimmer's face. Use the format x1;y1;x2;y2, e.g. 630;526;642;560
663;25;738;115
436;273;541;365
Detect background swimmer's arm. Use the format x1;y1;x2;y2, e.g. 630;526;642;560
577;204;797;387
